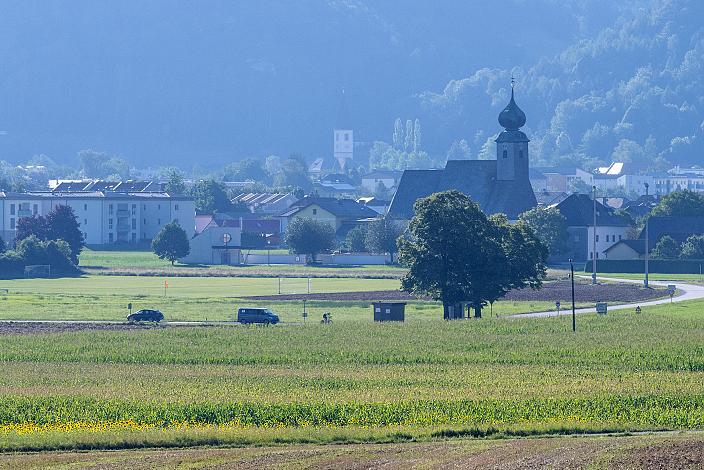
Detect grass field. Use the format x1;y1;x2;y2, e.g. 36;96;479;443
1;296;703;452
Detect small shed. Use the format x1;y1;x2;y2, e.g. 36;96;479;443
373;302;406;322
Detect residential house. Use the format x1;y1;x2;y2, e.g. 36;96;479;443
357;196;390;215
361;170;402;193
603;239;646;260
232;192;298;215
279;197;377;238
313;173;358;198
0;181;195;246
553;193;631;261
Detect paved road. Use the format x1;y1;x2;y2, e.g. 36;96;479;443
511;276;704;318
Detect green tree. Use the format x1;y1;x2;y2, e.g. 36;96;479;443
284;217;335;264
78;149;129;179
189;179;233;214
152;220;190;265
365;216;404;263
404;119;413;151
650;190;704;217
0;236;6;253
680;234;704;259
223;158;269;183
45;205;85;264
413;118;421;152
651;235;680;259
398;190;547;318
15;216;49;243
344;225;368;252
392;118;404;150
518;206;569;256
163;168;187;194
274;158;312;190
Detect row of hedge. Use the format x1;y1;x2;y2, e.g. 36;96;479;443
584;259;704;274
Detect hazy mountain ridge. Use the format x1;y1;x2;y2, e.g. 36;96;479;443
0;0;700;171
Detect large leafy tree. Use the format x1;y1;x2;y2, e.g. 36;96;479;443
651;235;680;259
223;158;269;183
344;225;368;252
518;206;569;257
365;216;404;263
15;205;84;264
650;189;704;217
45;205;85;264
152;220;190;265
398;190;547;318
680;234;704;259
189;179;233;214
163;168;187;194
285;217;335;264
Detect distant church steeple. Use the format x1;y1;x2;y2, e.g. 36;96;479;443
333;88;353;171
495;78;529;181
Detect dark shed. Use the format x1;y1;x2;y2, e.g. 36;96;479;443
373;302;406;322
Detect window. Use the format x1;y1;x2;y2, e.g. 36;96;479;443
144;219;147;225
502;150;508;159
344;133;349;141
10;218;15;229
109;233;114;243
131;204;136;215
84;219;87;226
596;252;599;259
590;251;593;259
84;204;87;211
175;204;179;210
109;218;113;230
519;150;524;159
33;204;38;215
619;235;622;241
605;235;609;242
109;204;113;215
595;235;599;242
10;204;15;215
312;208;317;215
157;218;161;225
131;233;136;243
132;219;136;230
158;204;161;210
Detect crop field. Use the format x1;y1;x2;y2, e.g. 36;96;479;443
0;297;703;452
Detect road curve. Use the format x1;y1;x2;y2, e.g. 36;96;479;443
511;276;704;319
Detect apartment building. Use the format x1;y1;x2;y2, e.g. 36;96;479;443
0;184;194;246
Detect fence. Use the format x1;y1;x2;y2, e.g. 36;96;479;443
585;259;704;274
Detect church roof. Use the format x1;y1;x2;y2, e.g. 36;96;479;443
387;160;537;220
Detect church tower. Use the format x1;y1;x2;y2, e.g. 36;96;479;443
333;89;353;171
495;80;529;181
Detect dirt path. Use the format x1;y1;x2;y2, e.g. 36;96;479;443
1;433;701;469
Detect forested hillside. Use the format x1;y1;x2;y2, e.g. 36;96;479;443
0;0;700;171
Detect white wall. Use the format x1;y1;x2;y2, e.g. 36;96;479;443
586;226;629;260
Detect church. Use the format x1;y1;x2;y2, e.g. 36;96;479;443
387;84;537;220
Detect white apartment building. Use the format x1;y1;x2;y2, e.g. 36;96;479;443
0;190;195;246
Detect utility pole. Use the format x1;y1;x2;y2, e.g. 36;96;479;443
570;259;576;332
644;182;650;288
592;185;598;285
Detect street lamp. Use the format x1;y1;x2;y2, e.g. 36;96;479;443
570;259;576;332
644;182;650;288
592;185;598;285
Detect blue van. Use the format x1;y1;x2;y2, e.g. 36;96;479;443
237;308;280;325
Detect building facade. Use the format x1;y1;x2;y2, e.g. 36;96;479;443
0;188;194;246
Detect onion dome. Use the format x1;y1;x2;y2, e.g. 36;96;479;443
498;85;526;131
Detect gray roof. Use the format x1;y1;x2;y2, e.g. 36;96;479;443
639;216;704;246
387;160;537;219
605;239;645;255
554;193;630;227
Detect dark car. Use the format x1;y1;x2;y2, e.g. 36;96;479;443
237;307;279;325
127;309;164;323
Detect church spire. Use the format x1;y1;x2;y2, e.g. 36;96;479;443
498;78;526;131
